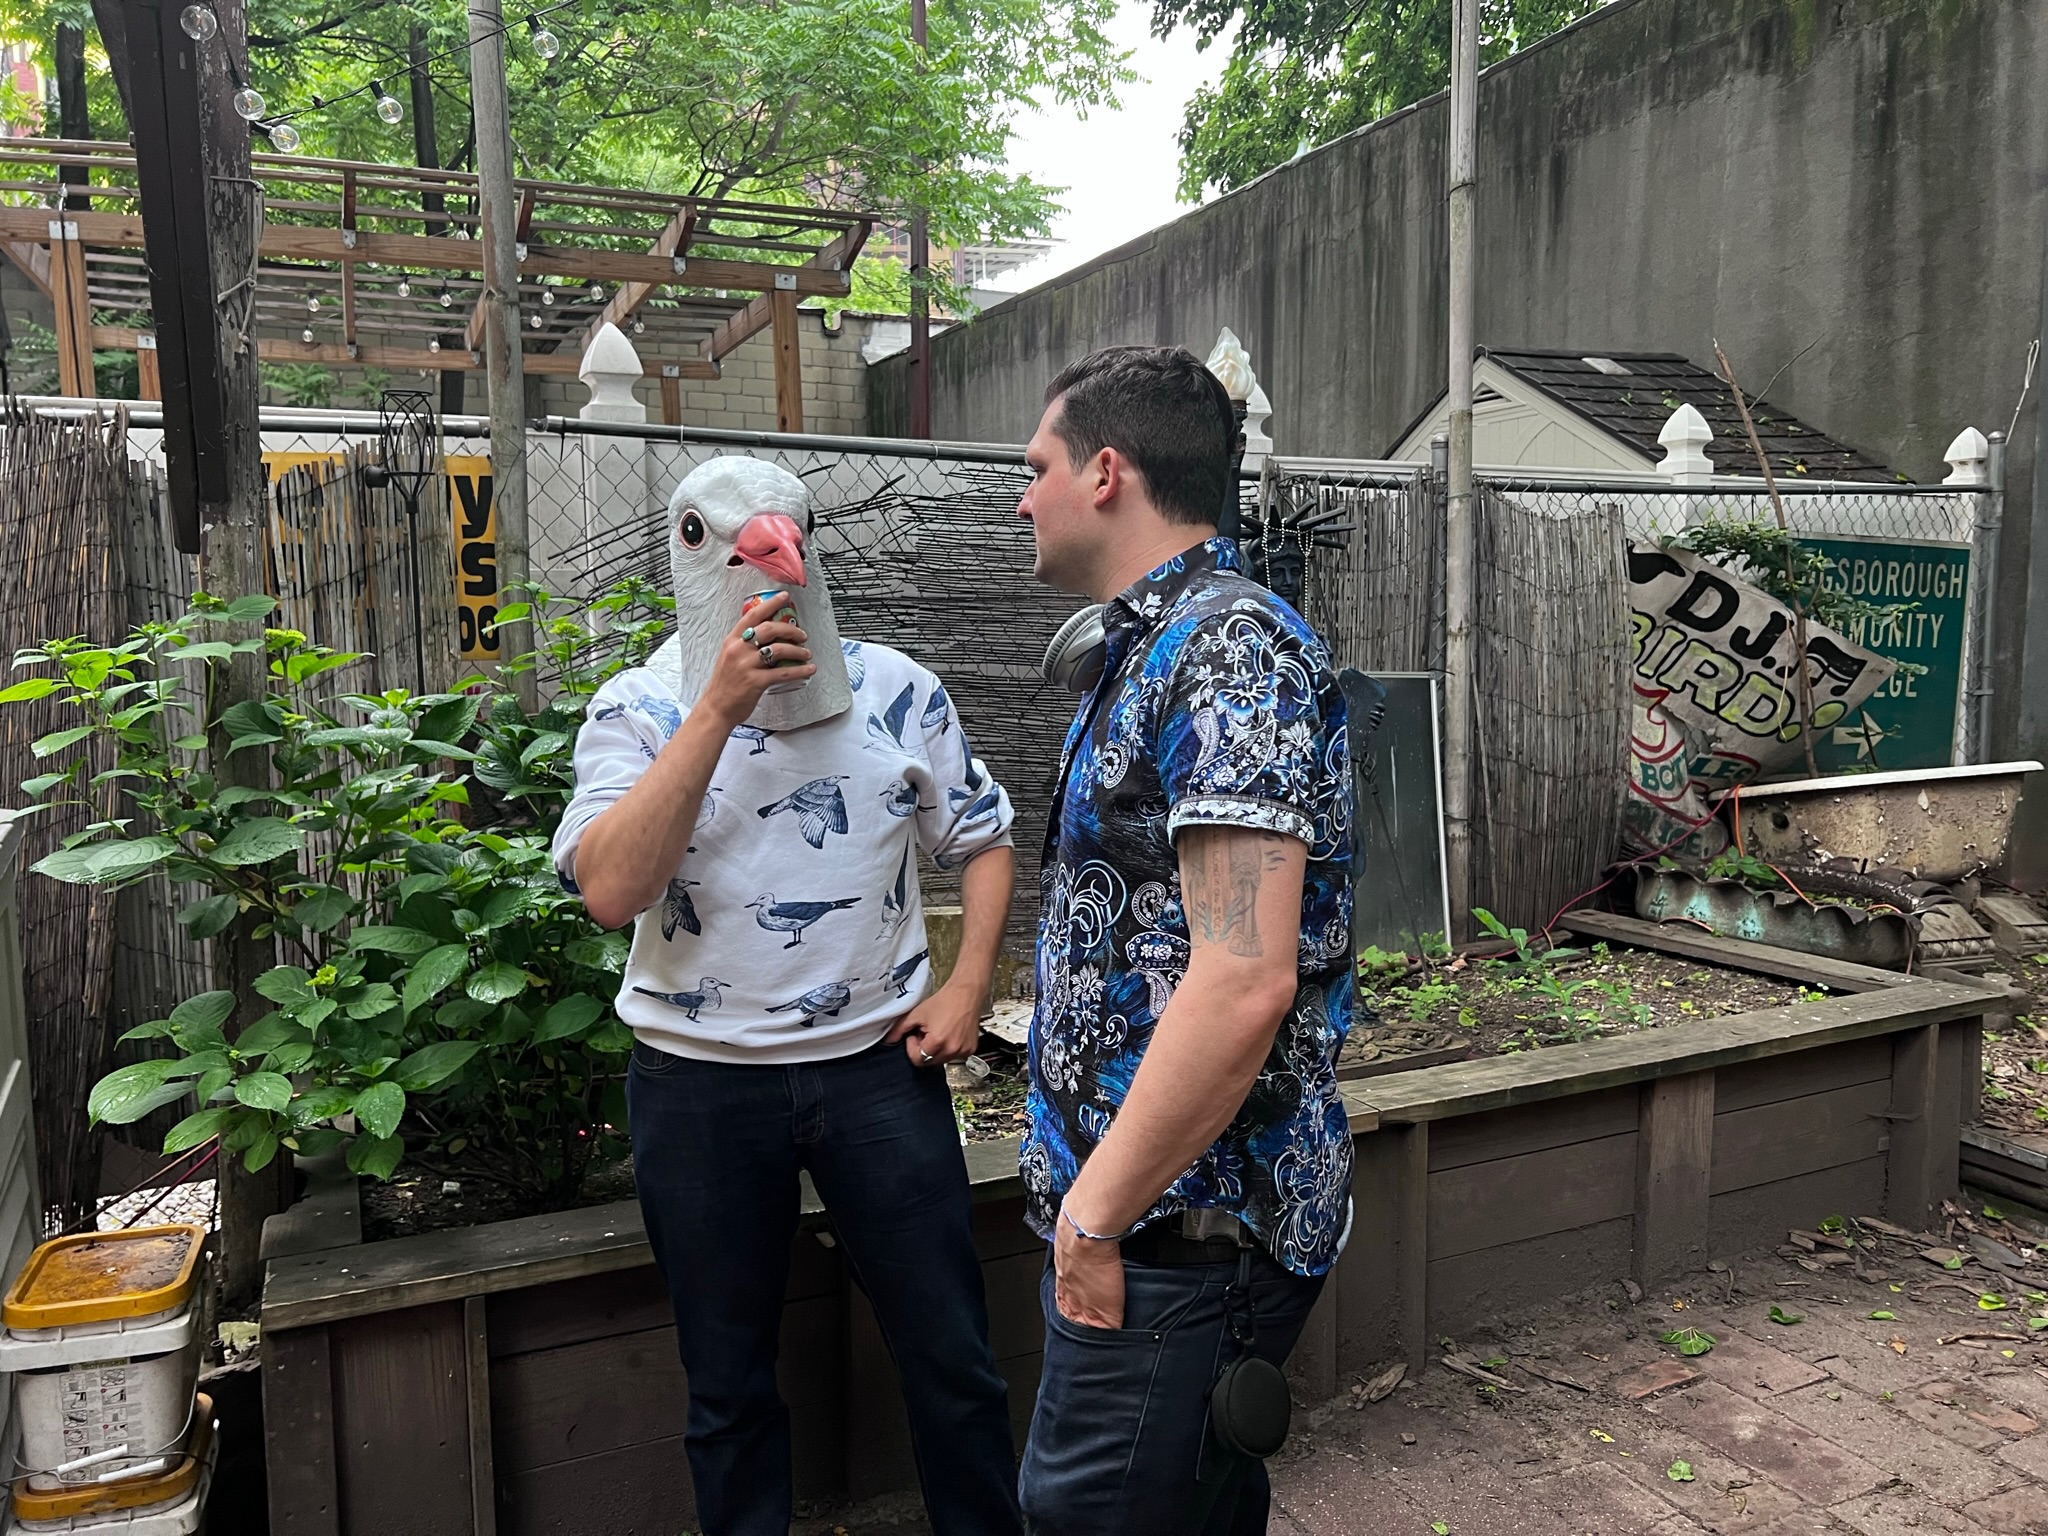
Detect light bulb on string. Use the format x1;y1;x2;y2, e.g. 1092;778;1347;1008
179;5;217;41
371;82;403;125
527;18;560;59
305;293;321;314
428;338;442;353
587;283;603;302
540;287;555;307
439;286;454;309
630;318;644;335
266;122;301;153
301;328;315;344
396;277;412;298
528;312;543;329
232;86;265;120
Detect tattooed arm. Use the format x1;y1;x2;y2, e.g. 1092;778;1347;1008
1053;825;1306;1327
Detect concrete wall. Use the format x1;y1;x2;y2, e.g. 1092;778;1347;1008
870;0;2048;873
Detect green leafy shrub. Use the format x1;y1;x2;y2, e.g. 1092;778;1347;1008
14;579;670;1208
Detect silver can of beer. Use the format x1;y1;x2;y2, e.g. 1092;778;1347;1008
747;591;806;693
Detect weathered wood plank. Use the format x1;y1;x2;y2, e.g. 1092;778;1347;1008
1710;1079;1892;1195
1933;1017;1971;1206
1427;1216;1634;1337
1428;1084;1638;1172
487;1266;674;1361
1556;910;1916;992
490;1326;688;1474
1346;979;1988;1129
1634;1071;1714;1288
770;287;803;433
1884;1022;1940;1228
1429;1132;1638;1259
465;1295;496;1536
1707;1156;1887;1258
264;1325;341;1536
267;1139;1026;1331
1288;1282;1340;1404
494;1433;696;1536
1334;1121;1427;1375
330;1301;473;1536
1712;1034;1891;1114
261;1151;362;1263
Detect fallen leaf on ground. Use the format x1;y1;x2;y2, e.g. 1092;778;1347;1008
1981;1293;2010;1311
1889;1337;1909;1354
1662;1327;1716;1357
1769;1305;1805;1326
1668;1459;1695;1482
1360;1362;1407;1402
1432;1523;1450;1534
1868;1311;1896;1320
1589;1428;1615;1443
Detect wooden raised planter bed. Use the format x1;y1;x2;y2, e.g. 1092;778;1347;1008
261;915;2005;1535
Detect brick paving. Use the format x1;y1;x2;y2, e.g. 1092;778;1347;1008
1272;1210;2048;1534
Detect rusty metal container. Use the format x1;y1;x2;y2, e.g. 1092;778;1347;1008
1733;762;2043;882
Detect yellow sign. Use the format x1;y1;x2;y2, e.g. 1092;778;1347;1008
444;456;500;661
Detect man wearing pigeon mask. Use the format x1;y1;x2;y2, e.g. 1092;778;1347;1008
554;455;1022;1536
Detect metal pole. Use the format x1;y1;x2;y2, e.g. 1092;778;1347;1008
1442;0;1479;941
907;0;931;438
1976;431;2007;764
468;0;535;705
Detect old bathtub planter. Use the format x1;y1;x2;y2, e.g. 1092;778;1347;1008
260;915;2004;1535
1733;761;2043;882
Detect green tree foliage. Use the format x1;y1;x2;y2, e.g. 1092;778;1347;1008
1163;0;1603;200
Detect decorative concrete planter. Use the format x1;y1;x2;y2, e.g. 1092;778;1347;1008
261;915;2004;1535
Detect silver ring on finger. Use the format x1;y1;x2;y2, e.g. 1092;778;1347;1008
758;642;775;664
917;1047;934;1063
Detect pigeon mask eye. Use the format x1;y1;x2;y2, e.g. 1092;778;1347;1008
678;511;707;549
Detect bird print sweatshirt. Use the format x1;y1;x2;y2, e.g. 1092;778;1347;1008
553;640;1016;1065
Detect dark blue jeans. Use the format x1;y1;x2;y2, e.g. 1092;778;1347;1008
1019;1247;1325;1535
627;1038;1022;1536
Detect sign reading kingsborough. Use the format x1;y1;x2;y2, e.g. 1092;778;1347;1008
1802;536;1971;773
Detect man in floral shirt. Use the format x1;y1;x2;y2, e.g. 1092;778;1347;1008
1015;346;1353;1533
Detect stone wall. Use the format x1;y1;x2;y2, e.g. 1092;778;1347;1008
524;308;887;434
867;0;2048;877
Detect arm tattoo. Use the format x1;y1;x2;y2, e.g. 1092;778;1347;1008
1185;830;1288;958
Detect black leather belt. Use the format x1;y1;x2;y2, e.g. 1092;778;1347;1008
1121;1221;1250;1266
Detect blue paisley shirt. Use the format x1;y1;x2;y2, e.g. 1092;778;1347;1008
1022;537;1354;1277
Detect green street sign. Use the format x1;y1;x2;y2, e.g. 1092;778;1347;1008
1803;535;1970;772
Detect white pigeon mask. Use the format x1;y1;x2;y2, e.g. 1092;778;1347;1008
645;456;853;732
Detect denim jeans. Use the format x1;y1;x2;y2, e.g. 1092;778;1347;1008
1019;1247;1325;1536
627;1037;1022;1536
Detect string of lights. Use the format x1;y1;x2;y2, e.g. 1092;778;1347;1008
175;0;572;153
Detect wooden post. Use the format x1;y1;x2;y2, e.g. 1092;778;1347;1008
659;370;682;426
1632;1071;1714;1288
770;286;803;434
262;1327;341;1536
47;220;94;397
1885;1022;1941;1228
136;333;161;400
1336;1124;1429;1375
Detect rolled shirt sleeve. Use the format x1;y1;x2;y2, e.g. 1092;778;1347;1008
551;681;675;894
1158;608;1329;847
908;668;1015;871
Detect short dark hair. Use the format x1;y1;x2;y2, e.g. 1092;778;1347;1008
1043;346;1236;528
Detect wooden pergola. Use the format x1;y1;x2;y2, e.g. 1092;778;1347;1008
0;139;874;430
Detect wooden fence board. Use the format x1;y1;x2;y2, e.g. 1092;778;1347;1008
1710;1080;1894;1195
489;1326;688;1474
495;1434;695;1536
1634;1071;1715;1287
1427;1216;1635;1334
487;1266;674;1360
263;1325;340;1536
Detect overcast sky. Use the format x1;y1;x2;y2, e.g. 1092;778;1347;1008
996;4;1236;293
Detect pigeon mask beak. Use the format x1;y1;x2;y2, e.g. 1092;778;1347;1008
735;513;808;588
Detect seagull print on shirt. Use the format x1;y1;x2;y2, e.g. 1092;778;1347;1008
661;880;701;940
756;776;851;849
841;640;866;691
865;682;916;752
730;723;774;756
766;979;858;1029
879;779;931;818
746;892;861;948
878;846;910;941
921;682;952;733
631;977;729;1019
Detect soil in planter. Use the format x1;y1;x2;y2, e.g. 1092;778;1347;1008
1974;957;2048;1146
1345;940;1816;1069
360;1151;638;1242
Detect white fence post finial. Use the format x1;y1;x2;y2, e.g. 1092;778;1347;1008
579;321;647;423
1944;427;1989;486
1243;381;1273;470
1657;402;1714;484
